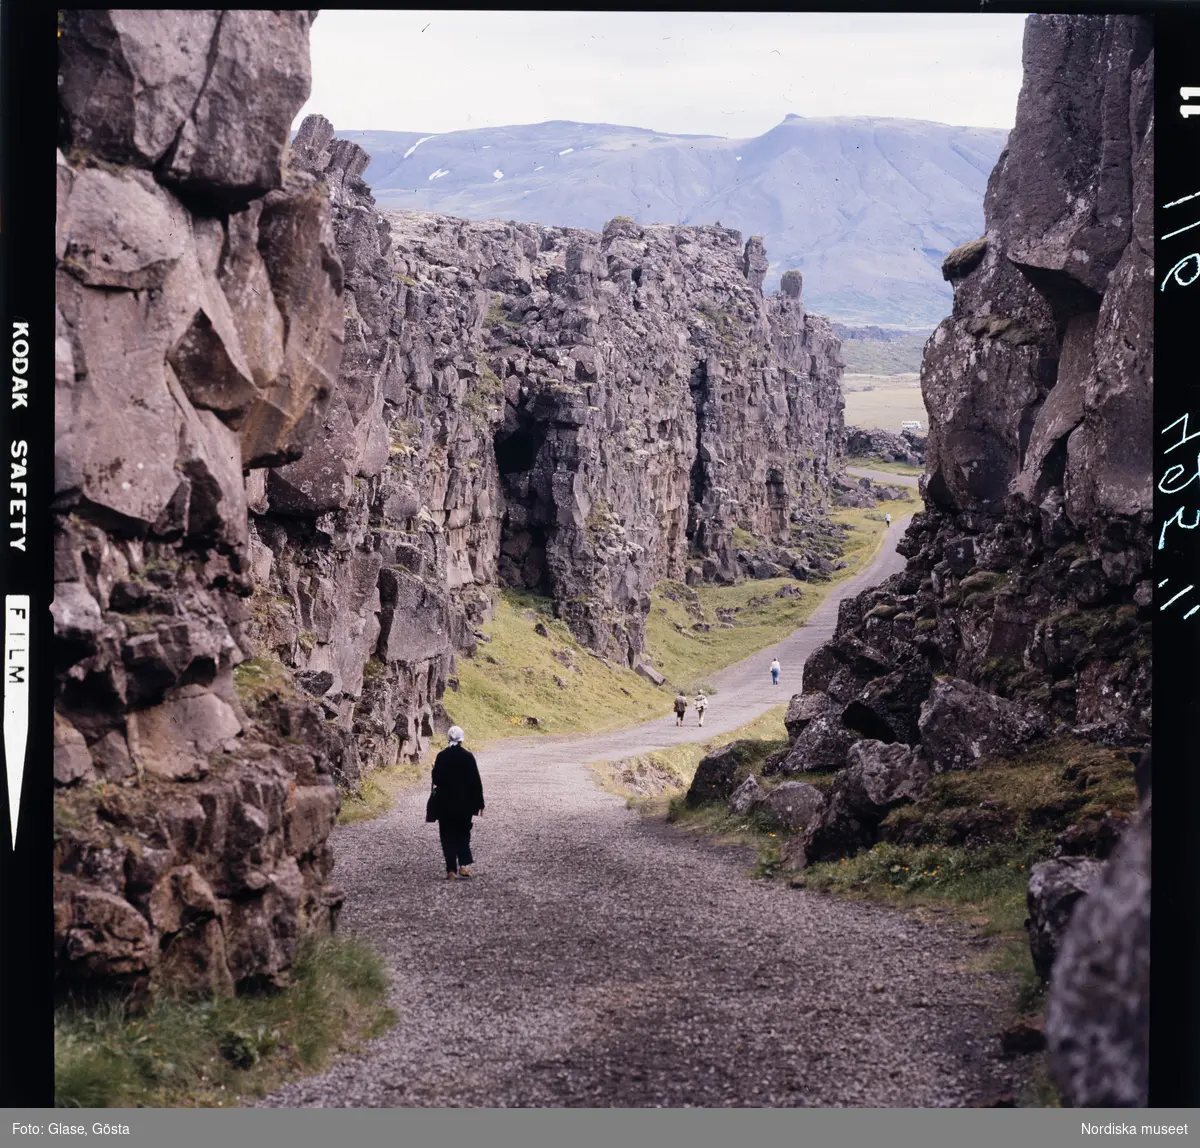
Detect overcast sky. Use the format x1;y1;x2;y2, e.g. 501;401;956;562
295;11;1028;139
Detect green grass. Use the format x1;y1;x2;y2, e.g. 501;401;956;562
232;657;295;713
446;500;916;753
645;500;917;690
338;758;424;825
54;936;395;1108
444;591;672;748
842;373;929;431
845;456;925;478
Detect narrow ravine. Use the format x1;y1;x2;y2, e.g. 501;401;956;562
260;515;1028;1108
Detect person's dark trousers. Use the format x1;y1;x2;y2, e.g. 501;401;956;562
439;816;474;873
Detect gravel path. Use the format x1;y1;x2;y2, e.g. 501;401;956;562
262;515;1027;1108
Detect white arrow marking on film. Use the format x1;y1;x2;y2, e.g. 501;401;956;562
4;596;30;850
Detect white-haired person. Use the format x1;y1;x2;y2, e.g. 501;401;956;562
429;726;485;880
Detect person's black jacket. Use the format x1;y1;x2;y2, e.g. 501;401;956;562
430;744;485;822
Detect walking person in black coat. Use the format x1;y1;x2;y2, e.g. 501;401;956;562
430;726;485;881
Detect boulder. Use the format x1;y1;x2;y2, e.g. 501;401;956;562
918;677;1050;770
758;781;825;832
158;11;315;207
1025;857;1106;981
634;663;665;686
791;740;931;867
127;691;242;781
685;741;761;808
773;696;858;774
53;712;95;786
58;11;222;169
727;775;764;817
56;883;156;983
1045;805;1150;1107
783;691;826;739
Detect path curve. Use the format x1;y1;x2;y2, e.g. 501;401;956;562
262;515;1025;1108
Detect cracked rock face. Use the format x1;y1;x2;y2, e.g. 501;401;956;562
54;10;344;997
779;13;1152;785
372;209;845;666
773;13;1152;1099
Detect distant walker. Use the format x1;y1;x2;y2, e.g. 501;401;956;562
770;658;781;687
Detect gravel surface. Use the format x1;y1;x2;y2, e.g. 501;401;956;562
261;517;1028;1108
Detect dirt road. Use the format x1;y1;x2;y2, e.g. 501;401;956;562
261;514;1026;1108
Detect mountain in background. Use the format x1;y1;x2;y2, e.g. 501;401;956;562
339;115;1009;328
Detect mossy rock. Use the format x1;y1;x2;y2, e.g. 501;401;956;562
942;236;987;281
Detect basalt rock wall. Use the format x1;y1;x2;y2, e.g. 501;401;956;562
242;116;504;782
378;213;844;664
248;121;846;748
52;11;347;996
786;13;1152;774
52;12;846;998
775;14;1153;1105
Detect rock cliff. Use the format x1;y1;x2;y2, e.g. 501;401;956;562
771;14;1153;1104
243;117;845;786
53;11;346;996
52;14;847;996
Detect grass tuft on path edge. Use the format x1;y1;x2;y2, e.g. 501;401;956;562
54;936;395;1108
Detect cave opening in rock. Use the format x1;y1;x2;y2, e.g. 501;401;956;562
494;413;553;595
494;419;548;477
840;700;899;744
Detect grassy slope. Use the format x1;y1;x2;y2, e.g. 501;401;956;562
839;334;930;375
445;498;918;751
54;937;394;1108
844;456;925;478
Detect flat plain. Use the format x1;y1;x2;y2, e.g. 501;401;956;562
842;373;928;431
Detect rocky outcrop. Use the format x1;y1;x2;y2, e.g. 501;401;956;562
365;213;844;666
1045;802;1150;1106
829;473;911;509
54;11;344;996
242;115;502;781
774;14;1153;1100
245;117;846;778
778;13;1151;792
53;12;848;996
786;740;930;867
845;426;925;467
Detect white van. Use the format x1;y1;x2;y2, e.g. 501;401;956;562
901;420;922;431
